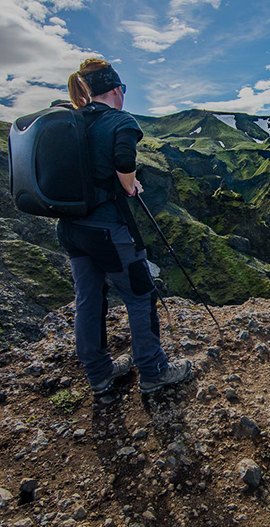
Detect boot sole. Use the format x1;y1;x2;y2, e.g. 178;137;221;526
93;362;133;396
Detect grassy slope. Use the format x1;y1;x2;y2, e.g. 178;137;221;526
135;110;270;304
0;125;74;344
135;109;269;143
0;122;10;154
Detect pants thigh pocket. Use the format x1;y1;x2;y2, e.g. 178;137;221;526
128;259;155;296
70;225;123;273
57;220;87;258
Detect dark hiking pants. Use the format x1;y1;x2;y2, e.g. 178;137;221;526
57;220;168;385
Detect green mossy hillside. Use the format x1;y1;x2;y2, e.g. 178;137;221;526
0;122;10;154
136;109;269;144
0;125;75;344
152;207;270;305
0;239;73;311
137;137;169;171
171;168;213;214
134;152;270;305
136;109;270;208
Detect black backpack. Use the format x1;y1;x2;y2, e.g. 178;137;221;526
8;100;145;251
8;101;113;219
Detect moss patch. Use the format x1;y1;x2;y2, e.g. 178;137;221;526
137;137;169;171
0;122;10;154
50;389;86;414
154;207;270;305
0;239;73;311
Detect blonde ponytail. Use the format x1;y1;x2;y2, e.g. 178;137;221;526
68;71;91;109
68;58;111;109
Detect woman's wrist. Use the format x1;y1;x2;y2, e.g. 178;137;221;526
125;187;136;197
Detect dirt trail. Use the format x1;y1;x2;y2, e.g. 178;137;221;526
1;297;270;527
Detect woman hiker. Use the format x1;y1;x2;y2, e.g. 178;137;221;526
57;57;192;395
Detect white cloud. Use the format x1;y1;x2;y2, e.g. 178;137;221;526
145;74;220;113
49;17;67;26
148;58;165;64
0;77;28;100
111;58;122;64
170;0;222;14
148;104;179;116
0;0;102;121
46;0;87;10
266;65;270;71
192;83;270;114
43;23;69;36
120;16;197;53
255;79;270;91
0;85;69;123
170;83;182;89
19;0;48;22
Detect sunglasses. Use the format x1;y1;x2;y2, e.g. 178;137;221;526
115;83;126;94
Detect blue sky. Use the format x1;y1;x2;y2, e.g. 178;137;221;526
1;0;270;121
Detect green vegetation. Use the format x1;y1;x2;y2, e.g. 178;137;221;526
0;122;10;154
50;389;86;414
154;207;270;305
173;169;201;197
136;109;258;147
0;239;73;310
137;137;169;171
0;122;74;326
212;188;243;201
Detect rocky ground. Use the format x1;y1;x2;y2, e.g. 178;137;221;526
2;296;270;526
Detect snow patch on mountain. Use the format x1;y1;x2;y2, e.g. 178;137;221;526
218;141;225;148
189;143;195;148
255;118;270;135
190;127;202;135
253;138;265;144
213;114;237;130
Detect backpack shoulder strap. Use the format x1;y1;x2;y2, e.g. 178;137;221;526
113;178;145;252
79;103;113;128
66;103;145;250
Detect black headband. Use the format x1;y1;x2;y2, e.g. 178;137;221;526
81;65;122;96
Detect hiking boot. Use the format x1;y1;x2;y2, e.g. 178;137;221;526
91;354;133;395
140;359;192;394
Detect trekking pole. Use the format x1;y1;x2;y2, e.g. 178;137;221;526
155;287;172;327
135;192;221;332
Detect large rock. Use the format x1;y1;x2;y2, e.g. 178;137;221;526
20;479;38;493
240;416;261;438
73;506;87;520
236;458;261;488
0;487;13;507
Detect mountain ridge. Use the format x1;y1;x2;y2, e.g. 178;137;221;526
134;109;270;144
